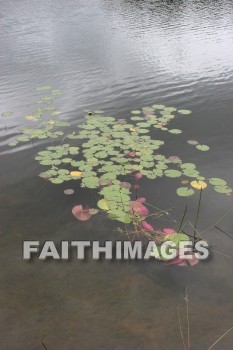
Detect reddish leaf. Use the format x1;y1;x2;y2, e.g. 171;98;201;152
187;254;199;266
130;201;149;217
163;228;176;234
165;257;185;265
137;197;146;203
72;205;92;221
141;221;154;232
135;173;143;181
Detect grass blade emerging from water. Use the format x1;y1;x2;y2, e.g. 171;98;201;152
208;325;233;350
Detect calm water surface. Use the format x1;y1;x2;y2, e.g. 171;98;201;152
0;0;233;349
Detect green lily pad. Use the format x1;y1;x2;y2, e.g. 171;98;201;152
169;129;182;134
178;109;192;115
214;186;232;194
50;178;64;184
131;110;141;114
164;170;182;178
209;178;227;186
176;187;195;197
196;144;209;151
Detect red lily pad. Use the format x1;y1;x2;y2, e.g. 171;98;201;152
130;201;149;217
163;228;176;234
135;173;143;181
165;254;199;267
72;205;92;221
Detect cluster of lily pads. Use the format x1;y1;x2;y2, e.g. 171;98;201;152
7;90;232;200
33;108;231;205
5;87;233;265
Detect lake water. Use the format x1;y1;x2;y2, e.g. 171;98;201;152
0;0;233;349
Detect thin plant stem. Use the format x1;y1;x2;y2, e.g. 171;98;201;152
182;220;203;240
210;249;233;260
177;305;187;350
208;326;233;350
193;189;203;247
214;225;233;240
41;336;48;350
200;207;233;236
178;205;188;232
185;288;190;349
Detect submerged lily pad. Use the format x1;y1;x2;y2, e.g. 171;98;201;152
8;141;18;147
94;110;104;114
36;86;52;91
51;90;62;95
1;111;13;118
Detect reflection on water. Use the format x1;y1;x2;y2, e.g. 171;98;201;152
0;0;233;349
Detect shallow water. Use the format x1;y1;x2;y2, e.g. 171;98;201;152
0;0;233;349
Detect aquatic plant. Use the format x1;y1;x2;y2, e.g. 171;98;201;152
177;289;233;350
7;88;232;259
33;110;231;217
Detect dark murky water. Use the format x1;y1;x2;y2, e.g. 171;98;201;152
0;0;233;349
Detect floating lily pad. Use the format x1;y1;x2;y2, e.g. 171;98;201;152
196;144;209;151
213;186;232;194
72;205;92;221
97;199;110;211
152;104;165;109
64;189;74;195
178;109;192;115
39;172;50;179
209;178;227;186
169;129;182;134
50;178;63;184
164;170;182;178
168;156;181;163
176;187;195;197
187;140;199;145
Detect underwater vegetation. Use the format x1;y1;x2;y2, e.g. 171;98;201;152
4;86;232;266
